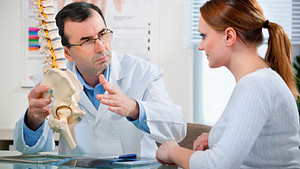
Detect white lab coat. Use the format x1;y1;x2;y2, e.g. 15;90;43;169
14;51;187;157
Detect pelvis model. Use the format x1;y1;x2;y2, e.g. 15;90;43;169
33;0;85;150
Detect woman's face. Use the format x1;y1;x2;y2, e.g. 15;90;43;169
197;16;230;68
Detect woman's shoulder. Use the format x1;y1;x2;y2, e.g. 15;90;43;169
236;67;294;102
240;67;277;82
237;68;284;89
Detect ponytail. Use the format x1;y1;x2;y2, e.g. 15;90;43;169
264;22;299;98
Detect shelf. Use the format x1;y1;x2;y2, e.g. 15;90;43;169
0;129;59;141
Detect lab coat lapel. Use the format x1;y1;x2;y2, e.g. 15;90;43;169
78;91;97;118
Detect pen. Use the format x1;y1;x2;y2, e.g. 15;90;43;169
114;154;137;159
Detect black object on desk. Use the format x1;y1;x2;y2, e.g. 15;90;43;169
59;158;116;168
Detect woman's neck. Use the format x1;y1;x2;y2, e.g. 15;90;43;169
227;44;268;82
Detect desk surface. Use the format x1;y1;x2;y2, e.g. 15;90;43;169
0;151;178;169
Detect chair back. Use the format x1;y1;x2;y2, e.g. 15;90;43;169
178;123;211;150
156;123;211;150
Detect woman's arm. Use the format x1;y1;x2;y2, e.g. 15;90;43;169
156;140;195;169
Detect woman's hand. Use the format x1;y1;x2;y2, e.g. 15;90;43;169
193;132;209;151
156;140;179;165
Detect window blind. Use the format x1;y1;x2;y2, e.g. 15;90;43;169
191;0;206;42
292;0;300;44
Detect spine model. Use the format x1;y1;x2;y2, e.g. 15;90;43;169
33;0;85;150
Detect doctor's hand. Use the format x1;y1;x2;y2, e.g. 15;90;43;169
193;132;209;151
27;83;52;131
96;74;139;120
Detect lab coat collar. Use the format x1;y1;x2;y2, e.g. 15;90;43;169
110;51;124;83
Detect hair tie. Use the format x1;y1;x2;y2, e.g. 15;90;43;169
263;20;269;29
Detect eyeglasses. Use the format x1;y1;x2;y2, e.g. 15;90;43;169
65;28;113;49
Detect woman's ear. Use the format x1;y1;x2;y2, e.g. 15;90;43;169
224;27;236;47
64;46;73;62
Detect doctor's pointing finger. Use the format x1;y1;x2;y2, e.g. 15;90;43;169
96;74;139;120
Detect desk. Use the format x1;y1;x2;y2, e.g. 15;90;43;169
0;151;178;169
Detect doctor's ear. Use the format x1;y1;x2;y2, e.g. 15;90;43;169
64;46;73;62
224;27;236;47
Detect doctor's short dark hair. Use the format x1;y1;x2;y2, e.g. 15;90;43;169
55;1;106;46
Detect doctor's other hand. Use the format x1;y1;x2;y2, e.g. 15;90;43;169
193;132;209;151
156;140;178;165
27;83;51;131
96;74;139;120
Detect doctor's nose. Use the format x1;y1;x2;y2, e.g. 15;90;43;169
94;39;106;53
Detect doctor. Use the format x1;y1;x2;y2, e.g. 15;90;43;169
14;1;186;157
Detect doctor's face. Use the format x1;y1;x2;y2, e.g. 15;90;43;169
64;9;112;76
197;16;230;68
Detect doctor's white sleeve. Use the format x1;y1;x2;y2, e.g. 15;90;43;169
139;78;187;143
14;115;55;154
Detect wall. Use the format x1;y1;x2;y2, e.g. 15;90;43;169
0;0;193;132
160;0;193;122
0;1;31;130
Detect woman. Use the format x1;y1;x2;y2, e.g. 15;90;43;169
156;0;300;168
